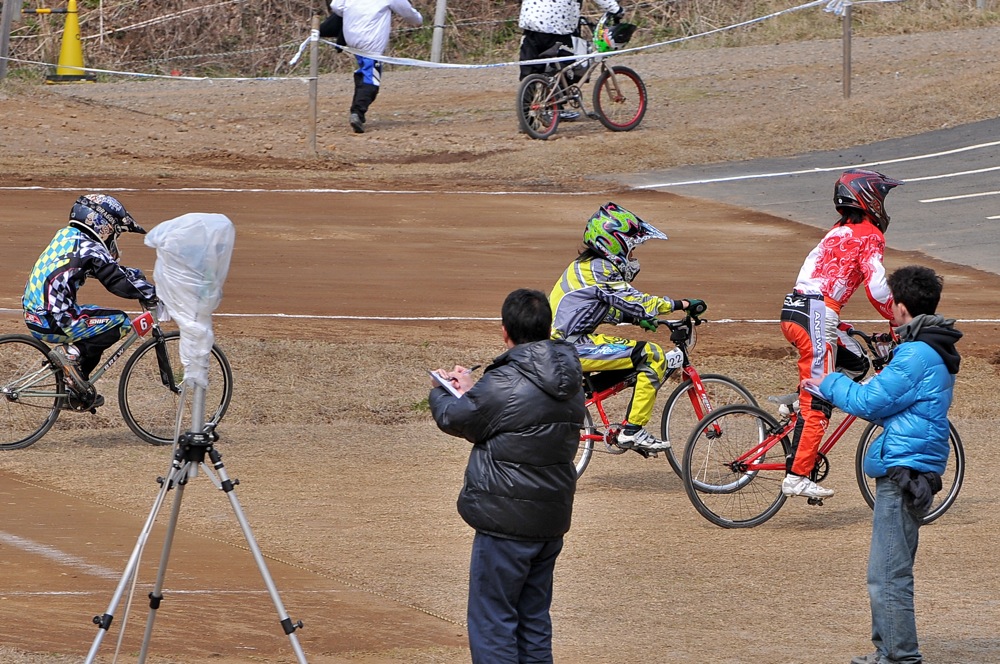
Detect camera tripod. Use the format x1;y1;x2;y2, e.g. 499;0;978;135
84;385;308;663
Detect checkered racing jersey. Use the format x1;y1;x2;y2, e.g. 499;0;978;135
549;255;678;340
22;226;156;331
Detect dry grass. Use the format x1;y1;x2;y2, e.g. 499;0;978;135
6;0;1000;78
4;334;993;444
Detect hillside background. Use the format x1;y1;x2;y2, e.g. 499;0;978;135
4;0;999;79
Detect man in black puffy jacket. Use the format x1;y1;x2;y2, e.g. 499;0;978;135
430;288;585;664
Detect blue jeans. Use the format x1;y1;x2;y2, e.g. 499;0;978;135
467;533;563;664
867;476;923;663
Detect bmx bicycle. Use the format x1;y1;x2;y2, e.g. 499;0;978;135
575;307;757;478
516;13;647;140
681;328;965;528
0;303;233;449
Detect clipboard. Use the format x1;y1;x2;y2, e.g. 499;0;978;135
429;370;463;398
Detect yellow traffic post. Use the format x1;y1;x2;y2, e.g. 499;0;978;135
33;0;95;83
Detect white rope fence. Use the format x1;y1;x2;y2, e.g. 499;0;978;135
3;0;897;81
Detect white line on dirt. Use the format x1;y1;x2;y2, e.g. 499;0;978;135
2;309;999;323
1;589;343;597
0;186;588;195
0;531;121;579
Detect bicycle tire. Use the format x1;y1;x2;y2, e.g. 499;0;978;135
575;409;597;477
118;331;234;446
516;74;560;140
661;374;758;478
855;421;965;524
0;335;64;450
592;65;647;132
682;403;790;528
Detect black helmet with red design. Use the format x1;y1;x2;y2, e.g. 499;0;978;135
834;169;903;233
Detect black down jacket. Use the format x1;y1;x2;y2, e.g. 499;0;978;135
430;339;585;541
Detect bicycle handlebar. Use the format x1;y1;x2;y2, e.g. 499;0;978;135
846;327;896;369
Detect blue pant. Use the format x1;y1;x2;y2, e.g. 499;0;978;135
467;533;563;664
867;476;923;663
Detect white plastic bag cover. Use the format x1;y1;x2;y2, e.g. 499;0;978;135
144;213;236;389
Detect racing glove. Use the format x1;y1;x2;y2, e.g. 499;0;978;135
684;299;707;316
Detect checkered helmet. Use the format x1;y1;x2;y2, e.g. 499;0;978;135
69;194;145;259
583;202;667;281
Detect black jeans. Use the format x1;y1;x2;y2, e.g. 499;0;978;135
518;30;572;80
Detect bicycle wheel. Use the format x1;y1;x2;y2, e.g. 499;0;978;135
592;65;647;132
682;404;790;528
0;335;63;450
660;374;757;477
516;74;560;140
118;331;234;446
855;421;964;524
575;409;597;477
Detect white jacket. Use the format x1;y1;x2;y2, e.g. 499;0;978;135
518;0;621;36
329;0;423;55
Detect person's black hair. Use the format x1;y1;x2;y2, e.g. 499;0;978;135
577;246;603;261
502;288;552;345
887;265;943;317
836;209;866;226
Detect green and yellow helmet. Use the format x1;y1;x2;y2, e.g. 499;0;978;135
583;202;667;281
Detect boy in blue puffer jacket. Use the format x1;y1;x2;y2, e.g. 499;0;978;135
806;265;961;664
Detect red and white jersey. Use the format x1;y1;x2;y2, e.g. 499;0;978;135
792;220;894;319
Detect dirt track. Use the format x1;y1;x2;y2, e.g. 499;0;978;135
3;24;1000;664
3;188;1000;663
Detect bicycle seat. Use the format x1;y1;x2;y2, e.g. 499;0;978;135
583;369;636;395
767;393;798;407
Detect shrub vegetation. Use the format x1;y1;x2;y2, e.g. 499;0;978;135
6;0;999;78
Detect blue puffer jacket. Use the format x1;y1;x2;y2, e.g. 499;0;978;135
819;318;961;478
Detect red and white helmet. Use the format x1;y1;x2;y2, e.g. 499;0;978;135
834;169;903;233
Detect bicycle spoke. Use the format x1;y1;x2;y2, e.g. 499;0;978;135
0;336;62;450
661;374;756;477
683;405;788;528
119;331;233;446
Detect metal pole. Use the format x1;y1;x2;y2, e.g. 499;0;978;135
842;4;852;99
430;0;446;63
0;0;19;80
309;14;319;154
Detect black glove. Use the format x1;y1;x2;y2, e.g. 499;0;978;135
685;299;707;316
612;7;625;20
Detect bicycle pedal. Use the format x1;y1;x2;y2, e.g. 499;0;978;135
807;497;824;506
585;112;599;120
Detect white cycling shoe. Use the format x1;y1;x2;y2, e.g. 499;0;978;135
618;426;669;452
781;474;835;498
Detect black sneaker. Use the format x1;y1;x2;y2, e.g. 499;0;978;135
349;112;365;134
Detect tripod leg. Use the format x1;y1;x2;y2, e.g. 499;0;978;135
84;460;186;664
136;461;194;664
206;447;309;663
